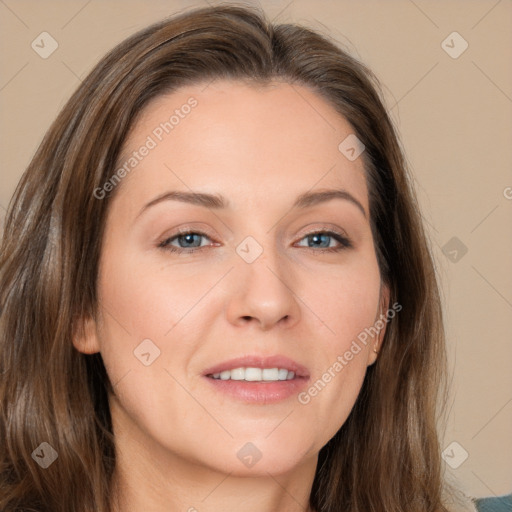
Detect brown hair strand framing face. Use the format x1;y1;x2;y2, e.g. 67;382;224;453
0;3;464;511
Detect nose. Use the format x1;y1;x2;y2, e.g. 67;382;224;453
224;246;301;332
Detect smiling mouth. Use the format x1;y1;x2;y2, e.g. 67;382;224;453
202;355;310;403
206;367;297;382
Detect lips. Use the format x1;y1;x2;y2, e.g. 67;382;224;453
202;354;310;378
202;354;311;404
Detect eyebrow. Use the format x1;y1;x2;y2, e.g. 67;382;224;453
136;188;367;219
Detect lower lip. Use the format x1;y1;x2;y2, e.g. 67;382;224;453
203;375;310;404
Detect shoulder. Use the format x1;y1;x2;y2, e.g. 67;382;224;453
474;493;512;512
441;482;478;512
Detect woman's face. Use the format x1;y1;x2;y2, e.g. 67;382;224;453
75;79;389;476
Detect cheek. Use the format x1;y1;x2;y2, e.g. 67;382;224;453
294;258;381;438
98;253;177;335
302;255;382;344
94;247;224;426
94;254;205;457
97;244;215;352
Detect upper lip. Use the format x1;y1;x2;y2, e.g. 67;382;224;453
202;354;310;378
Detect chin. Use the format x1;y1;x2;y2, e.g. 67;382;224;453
198;437;316;476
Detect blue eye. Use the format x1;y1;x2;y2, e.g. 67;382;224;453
296;231;352;252
158;231;213;253
158;229;352;254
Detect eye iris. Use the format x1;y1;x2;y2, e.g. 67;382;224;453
179;233;202;248
309;233;330;248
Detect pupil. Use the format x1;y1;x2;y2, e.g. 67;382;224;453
311;234;328;248
182;234;199;247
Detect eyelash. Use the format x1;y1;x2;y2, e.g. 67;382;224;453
157;228;352;254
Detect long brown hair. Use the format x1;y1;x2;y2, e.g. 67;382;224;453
1;3;461;511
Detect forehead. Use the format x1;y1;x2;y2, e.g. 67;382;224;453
113;79;368;214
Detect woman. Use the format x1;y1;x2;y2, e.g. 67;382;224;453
0;4;478;511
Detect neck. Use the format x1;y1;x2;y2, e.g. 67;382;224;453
109;400;318;512
111;453;317;512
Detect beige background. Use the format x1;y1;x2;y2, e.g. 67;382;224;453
1;0;511;500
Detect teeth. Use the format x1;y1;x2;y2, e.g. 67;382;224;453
230;368;245;380
262;368;278;380
278;368;289;380
245;367;262;381
209;367;296;381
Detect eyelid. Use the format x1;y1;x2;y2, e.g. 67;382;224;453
298;225;349;241
160;224;217;242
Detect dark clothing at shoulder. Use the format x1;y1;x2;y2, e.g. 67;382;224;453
474;493;512;512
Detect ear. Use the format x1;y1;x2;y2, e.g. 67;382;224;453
367;282;390;366
72;314;101;354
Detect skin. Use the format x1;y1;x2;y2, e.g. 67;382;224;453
74;79;389;512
